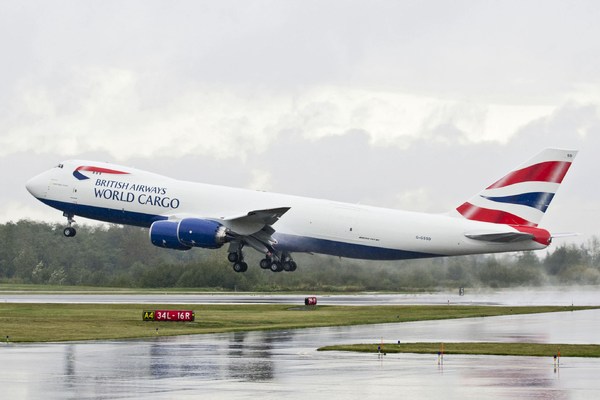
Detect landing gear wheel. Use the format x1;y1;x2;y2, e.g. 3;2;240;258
228;252;240;263
233;262;248;273
260;258;272;269
283;261;297;272
63;212;76;238
270;261;283;272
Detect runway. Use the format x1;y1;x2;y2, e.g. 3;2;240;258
2;286;599;306
1;290;600;399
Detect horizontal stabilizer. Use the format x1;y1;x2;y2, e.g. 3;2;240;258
550;232;580;239
465;231;535;243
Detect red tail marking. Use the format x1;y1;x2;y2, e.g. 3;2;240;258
457;203;535;226
487;161;571;189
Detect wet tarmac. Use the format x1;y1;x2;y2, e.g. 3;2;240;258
1;291;600;399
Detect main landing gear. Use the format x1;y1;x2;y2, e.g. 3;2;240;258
259;252;297;272
227;245;297;273
63;213;76;237
228;250;248;273
269;253;297;272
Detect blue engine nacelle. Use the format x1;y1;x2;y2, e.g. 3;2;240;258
178;218;229;249
149;220;191;250
149;218;229;250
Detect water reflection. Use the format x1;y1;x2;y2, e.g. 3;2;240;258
226;331;277;381
1;308;598;399
465;357;568;400
56;329;289;384
148;340;214;378
63;344;76;393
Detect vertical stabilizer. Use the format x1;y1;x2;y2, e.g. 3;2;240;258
456;148;577;226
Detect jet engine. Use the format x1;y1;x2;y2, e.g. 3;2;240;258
178;218;229;248
149;218;229;250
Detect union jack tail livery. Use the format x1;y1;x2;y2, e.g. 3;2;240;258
456;148;577;227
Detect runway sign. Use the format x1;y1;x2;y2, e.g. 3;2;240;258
143;310;195;322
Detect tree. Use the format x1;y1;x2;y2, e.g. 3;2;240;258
1;220;599;290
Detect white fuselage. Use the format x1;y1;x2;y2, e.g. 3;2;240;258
26;160;547;260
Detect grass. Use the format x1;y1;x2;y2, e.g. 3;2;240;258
0;284;425;294
318;342;600;358
0;303;595;342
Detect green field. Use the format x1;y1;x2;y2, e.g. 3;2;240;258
318;342;600;358
0;303;595;342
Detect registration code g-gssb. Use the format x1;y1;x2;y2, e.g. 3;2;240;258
415;235;432;241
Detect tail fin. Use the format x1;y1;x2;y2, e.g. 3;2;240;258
456;148;577;227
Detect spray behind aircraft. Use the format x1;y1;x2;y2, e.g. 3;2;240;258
26;148;577;273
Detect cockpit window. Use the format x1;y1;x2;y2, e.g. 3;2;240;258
55;164;64;169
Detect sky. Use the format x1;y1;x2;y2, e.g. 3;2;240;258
1;0;599;246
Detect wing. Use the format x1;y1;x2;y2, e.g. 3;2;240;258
220;207;290;253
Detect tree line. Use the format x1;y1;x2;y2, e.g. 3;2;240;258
1;220;599;291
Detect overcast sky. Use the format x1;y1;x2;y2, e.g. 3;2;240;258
2;0;599;245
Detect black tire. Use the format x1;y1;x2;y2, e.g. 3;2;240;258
288;261;297;272
233;262;247;273
228;252;239;263
259;258;271;269
269;261;283;272
63;227;76;237
283;260;297;272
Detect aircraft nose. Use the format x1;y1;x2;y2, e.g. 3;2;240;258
26;173;48;198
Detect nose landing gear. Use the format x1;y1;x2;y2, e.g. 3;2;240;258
63;213;76;237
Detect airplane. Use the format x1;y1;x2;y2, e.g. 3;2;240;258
25;148;577;273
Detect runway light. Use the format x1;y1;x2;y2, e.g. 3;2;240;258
304;297;317;306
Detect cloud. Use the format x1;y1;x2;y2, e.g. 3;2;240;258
248;169;274;192
2;0;600;245
0;76;563;162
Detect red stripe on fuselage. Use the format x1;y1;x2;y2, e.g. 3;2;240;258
487;161;571;189
456;203;535;226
